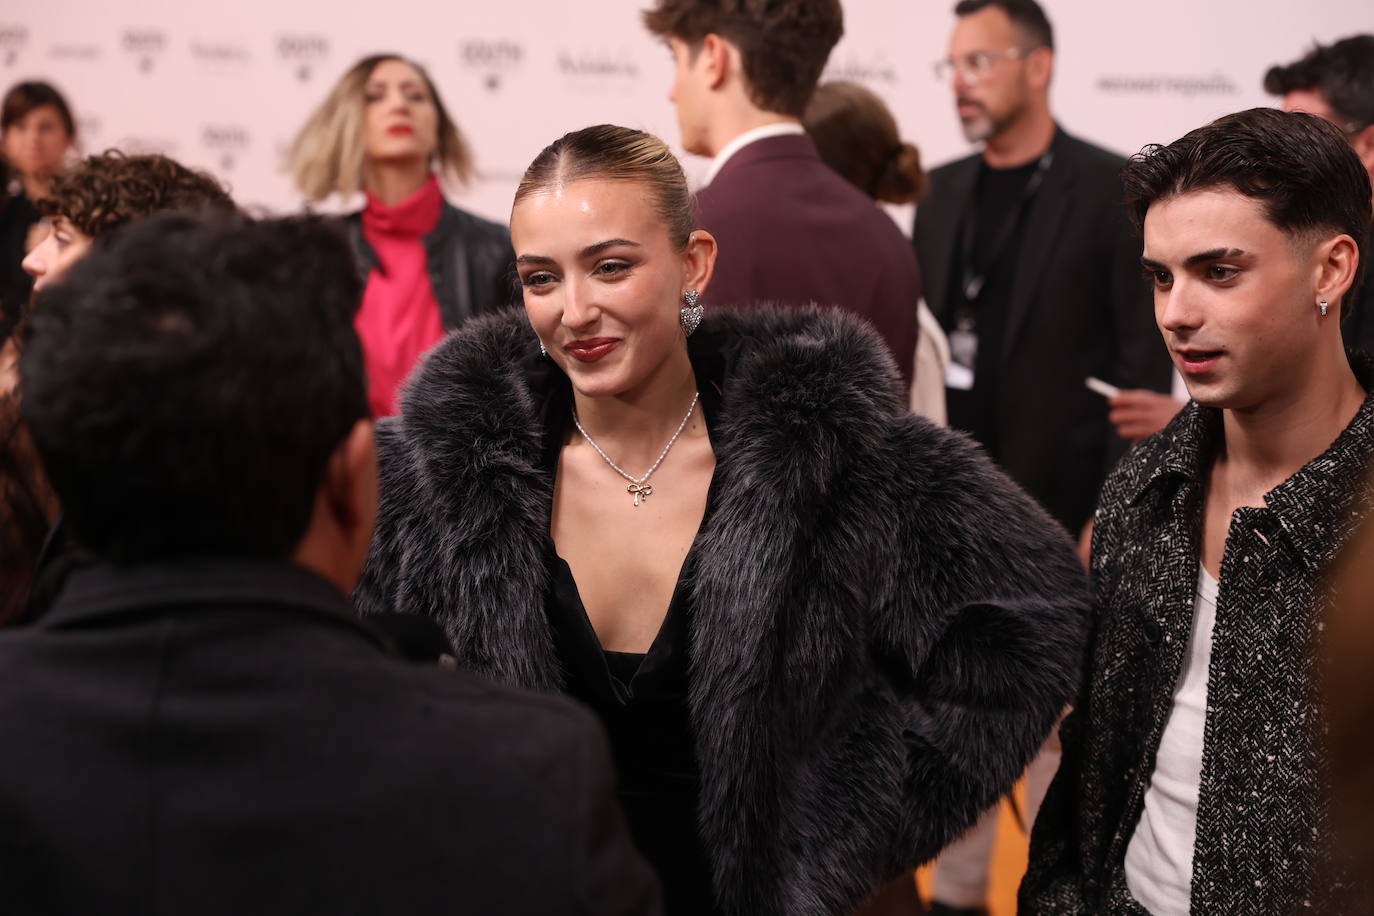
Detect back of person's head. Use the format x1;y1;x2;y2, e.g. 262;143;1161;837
289;53;472;201
514;124;694;251
1264;34;1374;132
642;0;844;117
20;212;369;564
37;150;234;238
1122;108;1371;309
803;81;925;204
952;0;1054;51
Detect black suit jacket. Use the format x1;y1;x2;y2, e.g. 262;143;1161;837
696;133;922;387
0;559;662;916
914;126;1172;532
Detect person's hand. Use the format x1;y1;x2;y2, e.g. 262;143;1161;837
1108;389;1185;442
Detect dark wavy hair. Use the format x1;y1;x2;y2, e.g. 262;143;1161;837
642;0;843;117
21;212;369;563
36;150;234;238
1264;34;1374;131
1122;108;1371;314
2;151;237;620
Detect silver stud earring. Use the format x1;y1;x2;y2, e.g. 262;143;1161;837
680;289;703;336
1319;299;1329;317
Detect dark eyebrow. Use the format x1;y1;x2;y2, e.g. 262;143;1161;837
515;254;555;266
1183;248;1246;267
1140;248;1247;272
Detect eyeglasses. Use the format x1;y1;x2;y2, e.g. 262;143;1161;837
933;47;1038;83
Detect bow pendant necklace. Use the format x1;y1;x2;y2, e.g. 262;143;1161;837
572;392;700;506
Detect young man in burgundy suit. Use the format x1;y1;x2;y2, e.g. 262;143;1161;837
643;0;923;387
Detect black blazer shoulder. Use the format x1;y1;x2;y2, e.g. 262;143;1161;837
0;560;662;916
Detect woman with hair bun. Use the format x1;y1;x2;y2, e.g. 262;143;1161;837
804;81;950;425
359;123;1089;916
289;54;515;418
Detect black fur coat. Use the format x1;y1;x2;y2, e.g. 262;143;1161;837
356;306;1091;915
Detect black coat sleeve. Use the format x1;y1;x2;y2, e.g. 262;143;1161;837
879;417;1092;865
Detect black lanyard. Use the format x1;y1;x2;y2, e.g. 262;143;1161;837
958;150;1054;305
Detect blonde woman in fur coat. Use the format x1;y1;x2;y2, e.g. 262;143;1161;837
356;124;1089;916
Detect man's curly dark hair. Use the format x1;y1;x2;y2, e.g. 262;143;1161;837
36;150;236;238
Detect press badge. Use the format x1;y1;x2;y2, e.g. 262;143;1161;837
946;323;977;391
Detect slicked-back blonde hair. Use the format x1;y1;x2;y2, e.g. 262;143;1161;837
513;124;694;251
288;53;473;202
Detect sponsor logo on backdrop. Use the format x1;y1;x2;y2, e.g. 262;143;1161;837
0;24;29;67
1096;73;1239;98
118;135;183;157
122;29;167;74
459;39;524;93
49;43;101;62
191;40;250;69
202;124;251;172
277;33;329;83
556;47;641;93
77;115;102;146
823;52;900;88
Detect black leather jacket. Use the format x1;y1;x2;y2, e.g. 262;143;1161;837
345;200;518;328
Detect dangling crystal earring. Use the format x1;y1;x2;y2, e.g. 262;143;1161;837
680;289;703;336
1319;299;1329;317
538;337;547;357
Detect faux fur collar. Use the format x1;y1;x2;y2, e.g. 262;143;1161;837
360;304;1086;914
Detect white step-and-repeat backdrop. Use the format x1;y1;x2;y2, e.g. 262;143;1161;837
3;0;1371;223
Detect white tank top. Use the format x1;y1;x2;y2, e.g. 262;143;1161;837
1124;563;1219;914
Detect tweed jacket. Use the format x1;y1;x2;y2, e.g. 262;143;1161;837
1021;362;1374;914
356;305;1091;916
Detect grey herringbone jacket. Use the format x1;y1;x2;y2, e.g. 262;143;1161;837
1021;364;1374;914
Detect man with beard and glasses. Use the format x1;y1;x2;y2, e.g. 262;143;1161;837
912;2;1171;912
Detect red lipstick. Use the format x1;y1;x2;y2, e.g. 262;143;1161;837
566;338;619;363
386;125;414;136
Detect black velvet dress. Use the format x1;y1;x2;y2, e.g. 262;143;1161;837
539;357;723;916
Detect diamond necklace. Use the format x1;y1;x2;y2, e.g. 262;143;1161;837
572;391;700;506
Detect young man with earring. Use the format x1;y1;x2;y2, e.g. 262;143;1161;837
1022;107;1374;914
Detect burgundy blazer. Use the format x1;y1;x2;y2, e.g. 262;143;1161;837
694;133;921;386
